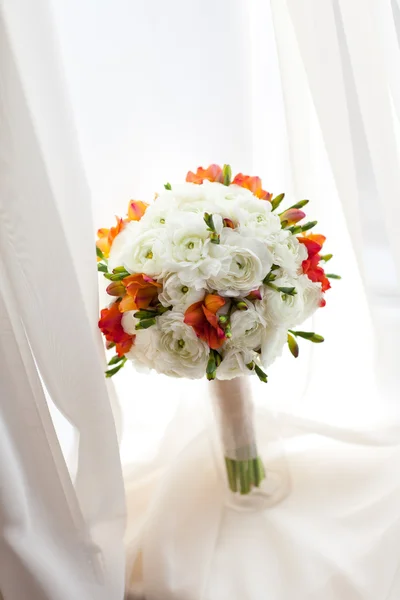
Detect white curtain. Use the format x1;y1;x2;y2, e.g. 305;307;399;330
1;0;400;599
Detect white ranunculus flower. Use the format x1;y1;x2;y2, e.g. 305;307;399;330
256;274;303;328
256;273;322;328
272;231;308;276
121;310;139;335
140;198;178;230
208;229;273;297
163;213;226;289
216;348;253;380
122;226;168;277
108;221;139;272
156;183;218;215
229;303;266;350
260;327;287;369
158;273;205;309
156;311;209;379
295;274;323;323
237;198;282;241
125;325;161;373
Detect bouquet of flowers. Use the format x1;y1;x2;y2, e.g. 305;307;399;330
97;164;337;497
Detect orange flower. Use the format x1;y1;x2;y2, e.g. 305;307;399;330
98;301;134;356
232;173;272;201
96;216;124;260
186;165;224;184
127;200;149;221
184;294;226;349
119;273;162;313
298;234;331;294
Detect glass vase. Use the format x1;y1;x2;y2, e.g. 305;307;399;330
210;377;291;512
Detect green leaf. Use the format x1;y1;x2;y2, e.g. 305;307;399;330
96;246;105;260
108;354;125;366
204;212;215;231
289;330;324;343
105;357;127;378
97;262;108;273
222;164;232;186
134;309;158;319
326;273;341;280
135;318;157;330
287;333;299;358
320;253;333;262
277;286;296;296
254;364;268;383
271;193;285;211
164;182;172;190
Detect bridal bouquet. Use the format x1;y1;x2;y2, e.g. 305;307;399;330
97;164;336;496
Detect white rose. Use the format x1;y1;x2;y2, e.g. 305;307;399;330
156;311;209;379
260;327;287;369
272;231;307;276
163;213;225;289
229;303;266;350
216;347;252;380
122;226;168;277
208;229;273;296
158;273;205;309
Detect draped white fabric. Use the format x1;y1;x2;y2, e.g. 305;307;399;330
1;0;400;599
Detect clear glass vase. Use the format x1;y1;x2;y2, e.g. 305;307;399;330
210;377;291;512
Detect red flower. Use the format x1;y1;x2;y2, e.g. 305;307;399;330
184;294;226;350
186;165;224;184
298;234;331;294
98;301;134;356
232;173;272;201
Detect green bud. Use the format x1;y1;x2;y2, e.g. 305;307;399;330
164;182;172;190
222;164;232;186
214;351;222;368
246;361;255;370
320;254;333;262
135;318;157;330
271;193;285;212
156;305;172;314
206;352;217;376
113;266;128;273
300;220;318;232
210;232;220;244
106;271;130;281
219;315;228;324
254;364;268;383
287;333;299;358
289;330;324;343
236;301;248;311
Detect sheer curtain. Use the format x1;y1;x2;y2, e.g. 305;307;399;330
1;0;400;599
